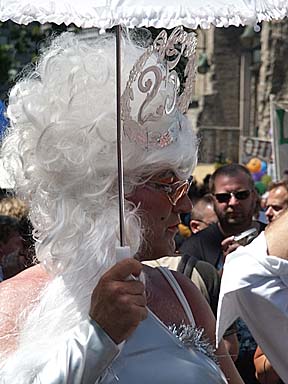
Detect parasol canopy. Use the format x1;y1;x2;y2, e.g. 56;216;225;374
0;0;287;30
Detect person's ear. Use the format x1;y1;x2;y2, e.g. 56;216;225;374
190;220;200;234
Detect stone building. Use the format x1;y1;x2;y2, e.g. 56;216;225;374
190;19;288;164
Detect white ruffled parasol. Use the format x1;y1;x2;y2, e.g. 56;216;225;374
0;0;287;29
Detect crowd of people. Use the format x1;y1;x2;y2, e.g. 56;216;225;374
176;164;288;384
0;29;287;384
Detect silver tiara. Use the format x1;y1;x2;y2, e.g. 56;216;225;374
121;26;197;150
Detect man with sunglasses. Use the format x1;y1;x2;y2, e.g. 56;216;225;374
180;163;263;270
180;163;266;384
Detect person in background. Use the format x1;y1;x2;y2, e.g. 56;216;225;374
180;163;265;384
0;215;35;280
189;194;218;234
252;181;288;383
180;163;263;270
217;209;288;383
265;180;288;223
0;197;34;281
175;192;217;249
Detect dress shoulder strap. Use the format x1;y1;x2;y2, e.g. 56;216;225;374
158;266;195;326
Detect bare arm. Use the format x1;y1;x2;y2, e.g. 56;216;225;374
223;333;239;362
254;346;281;384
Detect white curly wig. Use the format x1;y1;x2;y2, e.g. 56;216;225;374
1;31;198;379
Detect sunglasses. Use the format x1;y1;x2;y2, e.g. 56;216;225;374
146;176;193;206
214;189;251;203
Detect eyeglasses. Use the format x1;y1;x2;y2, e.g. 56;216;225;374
146;176;193;206
214;190;251;203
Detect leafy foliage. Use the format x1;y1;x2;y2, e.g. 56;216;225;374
0;21;75;100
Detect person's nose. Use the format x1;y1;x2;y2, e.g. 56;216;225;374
174;194;193;213
228;194;239;206
265;206;273;221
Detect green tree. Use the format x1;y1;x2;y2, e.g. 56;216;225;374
0;21;74;100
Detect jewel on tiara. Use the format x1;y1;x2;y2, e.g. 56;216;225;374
121;26;197;150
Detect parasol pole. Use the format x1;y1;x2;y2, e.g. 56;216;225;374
115;24;126;247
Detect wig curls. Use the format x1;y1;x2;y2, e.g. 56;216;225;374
1;31;198;378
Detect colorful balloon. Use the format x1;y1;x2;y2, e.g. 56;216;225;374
260;160;267;173
261;174;272;186
252;170;263;181
255;181;266;195
246;157;262;173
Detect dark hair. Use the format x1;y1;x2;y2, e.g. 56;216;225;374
209;163;254;193
0;214;35;248
0;215;20;243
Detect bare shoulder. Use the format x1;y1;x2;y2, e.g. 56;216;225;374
170;269;202;298
170;270;216;338
0;264;49;299
0;265;50;357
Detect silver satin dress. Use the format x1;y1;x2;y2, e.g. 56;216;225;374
99;310;227;384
